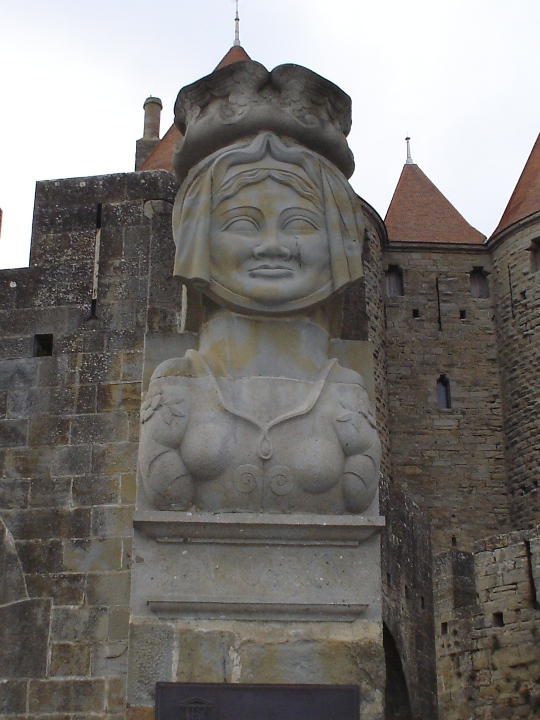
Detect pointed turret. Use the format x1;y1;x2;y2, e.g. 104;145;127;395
491;133;540;237
385;153;485;245
138;45;251;173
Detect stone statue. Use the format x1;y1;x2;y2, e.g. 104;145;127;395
138;62;381;515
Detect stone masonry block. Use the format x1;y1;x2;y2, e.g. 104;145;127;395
5;508;91;540
0;478;30;509
4;447;55;479
72;475;120;506
50;643;92;677
51;606;108;644
91;640;129;677
28;678;107;714
71;413;129;445
38;355;79;388
91;442;138;476
120;473;137;505
76;384;98;414
26;572;86;605
78;353;122;385
0;358;38;390
29;478;72;508
63;538;123;573
107;676;127;713
0;419;28;448
86;571;131;606
127;621;175;706
0;598;51;678
97;383;141;414
52;445;92;477
91;507;134;539
28;416;70;446
16;539;63;574
0;680;28;715
109;606;130;641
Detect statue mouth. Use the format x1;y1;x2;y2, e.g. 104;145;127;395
248;265;295;278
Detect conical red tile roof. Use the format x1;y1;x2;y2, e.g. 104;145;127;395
385;163;485;244
492;133;540;236
214;44;251;71
139;46;252;174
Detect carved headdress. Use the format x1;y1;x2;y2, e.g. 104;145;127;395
172;60;355;183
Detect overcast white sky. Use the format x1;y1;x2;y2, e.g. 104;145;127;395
0;0;538;269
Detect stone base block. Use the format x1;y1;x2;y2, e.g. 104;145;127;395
127;619;384;720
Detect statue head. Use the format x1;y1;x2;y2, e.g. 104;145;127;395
172;132;365;315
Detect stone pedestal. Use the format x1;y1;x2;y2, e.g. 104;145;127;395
127;512;384;720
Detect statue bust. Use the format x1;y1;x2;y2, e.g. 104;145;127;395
138;63;381;515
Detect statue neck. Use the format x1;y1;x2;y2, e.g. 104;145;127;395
198;310;331;379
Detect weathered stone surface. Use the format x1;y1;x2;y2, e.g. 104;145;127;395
63;538;123;573
0;679;28;714
0;517;28;603
51;606;108;644
0;598;51;678
127;621;175;705
50;643;92;677
28;678;107;713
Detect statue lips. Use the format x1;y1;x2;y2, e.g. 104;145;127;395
248;263;296;278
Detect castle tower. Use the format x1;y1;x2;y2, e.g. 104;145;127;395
488;133;540;529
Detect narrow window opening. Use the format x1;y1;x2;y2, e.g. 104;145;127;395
530;239;540;273
459;309;466;320
437;374;451;409
470;267;490;298
492;612;504;627
451;535;457;547
421;596;425;610
88;204;103;321
386;572;392;586
412;308;420;318
508;266;515;318
435;277;442;330
525;540;540;609
386;265;404;297
33;333;53;357
441;622;448;635
96;202;103;229
404;584;410;599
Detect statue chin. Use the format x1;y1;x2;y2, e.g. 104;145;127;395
205;278;335;315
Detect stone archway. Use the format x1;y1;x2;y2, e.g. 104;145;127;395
384;623;412;720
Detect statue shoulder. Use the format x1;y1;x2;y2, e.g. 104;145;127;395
151;350;209;381
327;361;366;389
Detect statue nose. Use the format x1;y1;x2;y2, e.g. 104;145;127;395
253;238;292;260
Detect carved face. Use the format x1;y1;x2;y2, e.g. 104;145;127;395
210;176;332;308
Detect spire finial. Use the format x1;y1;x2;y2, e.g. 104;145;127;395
234;0;241;47
405;135;414;164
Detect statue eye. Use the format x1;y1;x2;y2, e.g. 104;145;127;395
222;216;259;232
282;216;320;233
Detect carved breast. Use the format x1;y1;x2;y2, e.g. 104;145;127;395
140;365;379;514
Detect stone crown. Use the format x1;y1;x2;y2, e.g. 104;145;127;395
172;60;355;183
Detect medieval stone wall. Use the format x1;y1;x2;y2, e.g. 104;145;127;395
383;245;509;554
382;489;438;720
435;526;540;720
489;215;540;530
0;170;178;719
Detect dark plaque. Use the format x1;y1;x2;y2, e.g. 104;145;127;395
156;683;359;720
